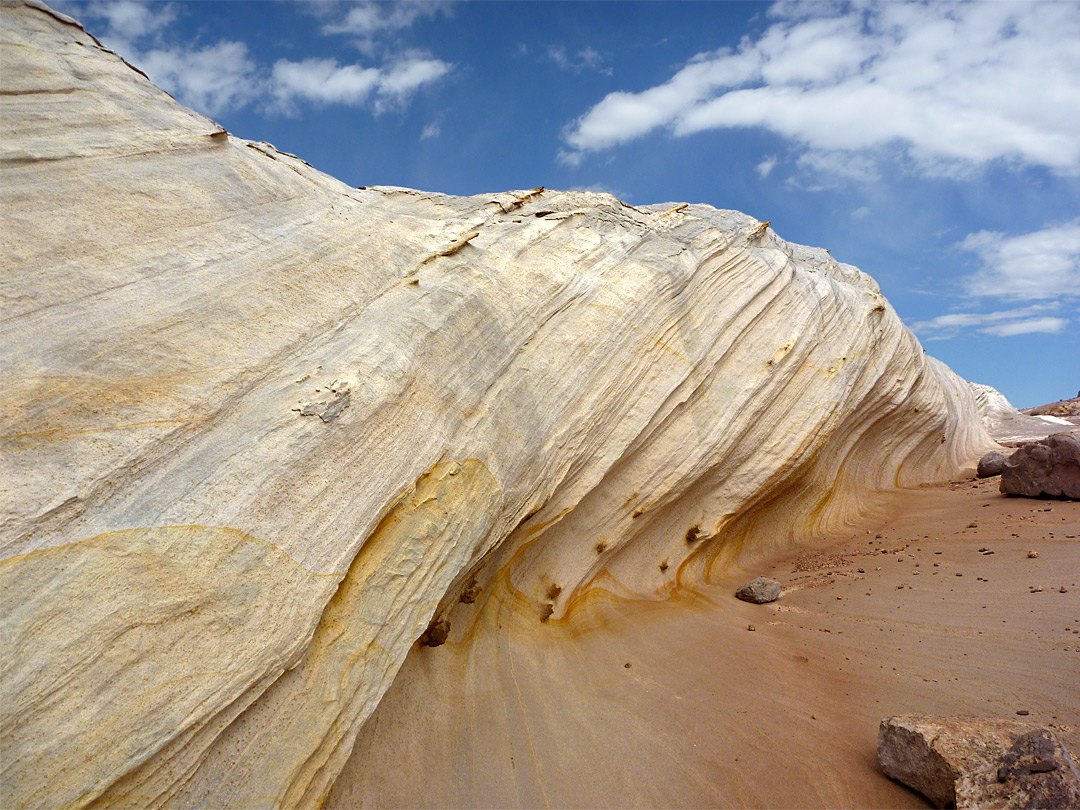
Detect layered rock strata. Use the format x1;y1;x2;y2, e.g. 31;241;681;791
1;2;996;807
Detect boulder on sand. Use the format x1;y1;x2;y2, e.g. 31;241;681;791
878;715;1080;810
735;576;782;604
1000;433;1080;498
976;450;1008;478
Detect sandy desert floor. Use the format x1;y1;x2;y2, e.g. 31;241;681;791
328;473;1079;809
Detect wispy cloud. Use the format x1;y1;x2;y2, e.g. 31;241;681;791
911;303;1068;340
560;1;1080;175
959;219;1080;301
319;0;452;55
980;316;1068;337
755;155;778;178
547;45;611;75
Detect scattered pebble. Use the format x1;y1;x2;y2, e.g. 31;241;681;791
1061;587;1069;594
1028;551;1040;558
1016;710;1030;716
624;662;632;668
747;624;756;632
1030;586;1043;593
967;522;977;528
857;568;865;573
956;573;963;577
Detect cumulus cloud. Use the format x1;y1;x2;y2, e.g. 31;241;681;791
271;56;449;115
71;1;451;118
136;42;259;116
85;0;176;41
271;58;380;109
911;304;1067;340
959;220;1080;301
560;1;1080;175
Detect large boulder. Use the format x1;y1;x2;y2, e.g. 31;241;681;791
1000;433;1080;498
878;715;1080;809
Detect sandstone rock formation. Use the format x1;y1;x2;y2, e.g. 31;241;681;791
735;576;782;603
878;715;1080;809
970;382;1079;444
1000;433;1080;499
1;2;997;807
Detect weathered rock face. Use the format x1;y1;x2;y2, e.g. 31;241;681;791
0;2;996;808
878;715;1080;809
1000;433;1080;499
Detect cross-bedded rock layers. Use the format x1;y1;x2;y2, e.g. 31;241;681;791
0;2;997;807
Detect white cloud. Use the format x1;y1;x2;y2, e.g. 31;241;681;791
756;155;778;178
271;56;449;115
960;220;1080;301
138;41;259;116
376;57;451;110
272;58;380;109
421;122;441;140
71;1;450;118
911;303;1068;340
560;1;1080;175
86;0;175;41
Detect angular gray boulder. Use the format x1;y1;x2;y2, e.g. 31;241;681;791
878;715;1080;809
1000;433;1080;498
735;576;782;604
977;449;1008;478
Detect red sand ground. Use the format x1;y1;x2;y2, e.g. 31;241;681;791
328;474;1079;809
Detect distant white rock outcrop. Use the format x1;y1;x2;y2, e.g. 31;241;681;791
0;2;997;807
969;382;1077;443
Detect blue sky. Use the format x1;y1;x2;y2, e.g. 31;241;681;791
59;0;1079;407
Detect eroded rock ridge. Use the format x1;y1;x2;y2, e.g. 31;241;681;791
1;2;996;807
